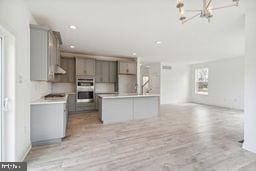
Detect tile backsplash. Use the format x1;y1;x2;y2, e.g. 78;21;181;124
52;83;76;93
95;83;115;93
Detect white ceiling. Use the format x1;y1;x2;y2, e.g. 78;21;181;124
25;0;245;64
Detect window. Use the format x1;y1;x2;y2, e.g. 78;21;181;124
195;68;209;95
142;76;150;94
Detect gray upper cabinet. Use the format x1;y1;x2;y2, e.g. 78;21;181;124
76;58;95;76
30;25;62;81
95;61;102;82
109;61;117;83
95;60;117;83
54;58;75;83
102;61;110;82
118;61;137;75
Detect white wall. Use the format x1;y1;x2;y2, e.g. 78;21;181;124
190;57;244;110
0;0;52;161
160;63;190;104
243;0;256;153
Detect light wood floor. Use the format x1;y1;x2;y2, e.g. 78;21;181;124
26;103;256;171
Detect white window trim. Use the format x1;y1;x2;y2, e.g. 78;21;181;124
195;68;209;96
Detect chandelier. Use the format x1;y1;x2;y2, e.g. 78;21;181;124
176;0;240;24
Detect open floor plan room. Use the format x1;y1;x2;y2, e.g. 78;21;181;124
26;104;256;170
1;0;256;171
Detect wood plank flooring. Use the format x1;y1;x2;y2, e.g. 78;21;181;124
25;103;256;171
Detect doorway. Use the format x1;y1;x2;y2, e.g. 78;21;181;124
0;27;5;161
0;25;15;162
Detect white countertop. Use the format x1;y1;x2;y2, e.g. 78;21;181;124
30;94;69;105
98;93;160;99
95;92;118;94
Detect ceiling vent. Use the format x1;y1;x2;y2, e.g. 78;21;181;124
162;65;172;70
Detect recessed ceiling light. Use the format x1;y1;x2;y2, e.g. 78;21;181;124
132;53;137;56
69;25;77;29
70;45;75;49
155;41;162;45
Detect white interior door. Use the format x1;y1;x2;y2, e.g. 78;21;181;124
0;25;15;162
0;29;7;162
0;32;3;161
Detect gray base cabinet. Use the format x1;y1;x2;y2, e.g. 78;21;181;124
30;103;68;145
99;96;159;124
68;94;76;112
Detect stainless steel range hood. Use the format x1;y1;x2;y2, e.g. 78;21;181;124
55;65;66;75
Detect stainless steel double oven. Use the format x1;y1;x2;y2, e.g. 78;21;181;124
76;77;95;103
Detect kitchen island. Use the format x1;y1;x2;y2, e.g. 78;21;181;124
98;94;160;124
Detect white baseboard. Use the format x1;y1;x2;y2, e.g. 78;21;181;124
243;143;256;154
21;144;32;161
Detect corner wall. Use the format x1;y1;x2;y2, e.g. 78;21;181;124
0;0;52;161
243;0;256;153
160;63;190;104
190;57;244;110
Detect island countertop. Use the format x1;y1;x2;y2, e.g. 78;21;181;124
98;93;160;99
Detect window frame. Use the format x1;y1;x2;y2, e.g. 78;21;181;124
195;67;209;96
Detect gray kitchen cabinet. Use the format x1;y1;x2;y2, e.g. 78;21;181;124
96;60;108;83
118;61;137;75
102;61;110;82
109;61;117;83
54;58;75;83
30;24;62;81
68;94;76;113
76;58;95;76
95;60;117;83
95;61;102;82
128;62;137;75
99;96;159;124
95;94;100;110
30;102;68;145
